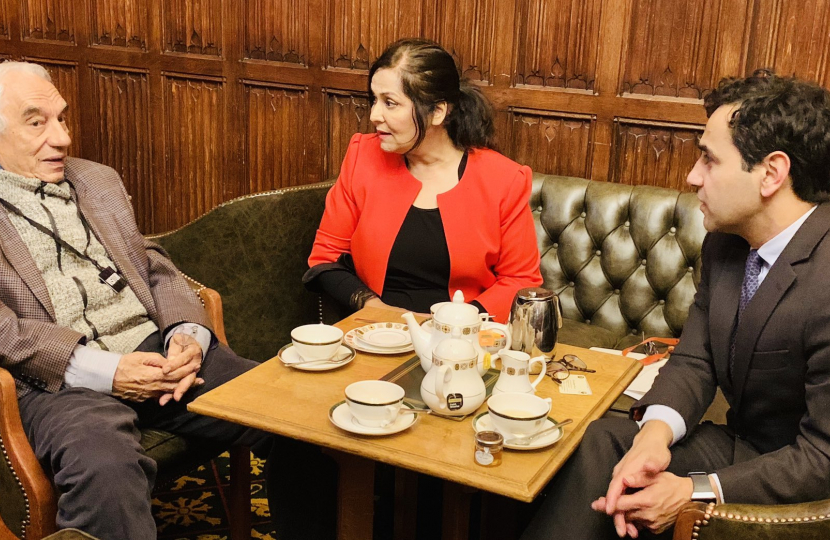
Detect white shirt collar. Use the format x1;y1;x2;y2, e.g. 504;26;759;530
756;205;817;281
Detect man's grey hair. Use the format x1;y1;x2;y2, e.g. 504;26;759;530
0;62;52;133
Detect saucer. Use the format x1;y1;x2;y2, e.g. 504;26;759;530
328;400;418;435
277;343;355;371
345;324;414;355
471;412;563;450
355;323;411;348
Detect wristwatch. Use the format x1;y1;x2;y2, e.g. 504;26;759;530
688;472;717;503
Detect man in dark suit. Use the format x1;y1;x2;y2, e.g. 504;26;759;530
0;62;281;539
521;71;830;539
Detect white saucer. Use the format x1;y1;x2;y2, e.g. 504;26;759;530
328;400;418;435
345;324;414;355
277;343;355;371
357;324;411;348
471;412;564;450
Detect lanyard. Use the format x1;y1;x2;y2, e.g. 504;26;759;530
0;197;127;293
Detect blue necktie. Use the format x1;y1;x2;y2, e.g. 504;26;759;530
729;249;763;376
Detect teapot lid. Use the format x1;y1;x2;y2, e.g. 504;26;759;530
515;287;554;301
434;290;479;325
433;336;478;363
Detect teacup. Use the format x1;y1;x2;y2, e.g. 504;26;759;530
345;380;405;427
291;324;344;362
487;392;552;439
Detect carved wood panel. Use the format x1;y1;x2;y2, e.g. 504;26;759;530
327;0;423;69
91;67;153;231
35;61;82;155
163;0;223;56
0;0;9;40
243;0;307;64
422;0;496;82
746;0;830;86
243;82;308;192
325;91;372;178
610;120;702;191
514;0;601;90
162;75;224;230
621;0;750;98
89;0;148;50
21;0;76;43
507;109;594;178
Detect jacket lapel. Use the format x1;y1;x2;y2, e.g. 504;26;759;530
0;210;56;318
731;203;830;412
708;239;746;395
66;163;153;309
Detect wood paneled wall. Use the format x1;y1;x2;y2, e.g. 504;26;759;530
1;0;829;233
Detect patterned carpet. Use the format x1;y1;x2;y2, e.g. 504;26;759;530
152;451;277;539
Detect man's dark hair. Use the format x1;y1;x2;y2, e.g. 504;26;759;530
368;38;496;152
704;69;830;203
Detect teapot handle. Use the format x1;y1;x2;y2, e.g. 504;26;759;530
481;321;512;357
529;356;547;390
434;365;452;409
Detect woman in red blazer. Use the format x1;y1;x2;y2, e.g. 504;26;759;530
306;38;542;323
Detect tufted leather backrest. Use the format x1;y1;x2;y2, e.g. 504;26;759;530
531;174;706;344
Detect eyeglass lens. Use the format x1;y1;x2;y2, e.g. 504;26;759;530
561;354;596;373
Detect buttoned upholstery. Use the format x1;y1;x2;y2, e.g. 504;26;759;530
532;175;705;349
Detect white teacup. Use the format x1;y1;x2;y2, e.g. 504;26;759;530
291;324;343;362
345;380;405;427
487;392;552;439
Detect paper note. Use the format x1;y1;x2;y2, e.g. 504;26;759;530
558;374;592;395
589;347;668;400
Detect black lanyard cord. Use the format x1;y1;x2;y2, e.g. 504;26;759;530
0;197;109;275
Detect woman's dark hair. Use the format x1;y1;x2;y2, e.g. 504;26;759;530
704;69;830;203
368;38;496;151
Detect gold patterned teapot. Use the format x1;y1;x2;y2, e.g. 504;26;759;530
402;290;511;375
419;328;486;416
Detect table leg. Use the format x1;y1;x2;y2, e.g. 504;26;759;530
442;481;476;540
228;445;251;540
327;450;376;540
393;469;418;540
479;492;519;540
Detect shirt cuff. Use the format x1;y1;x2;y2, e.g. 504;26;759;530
636;404;687;446
710;473;725;503
64;345;122;394
164;323;211;359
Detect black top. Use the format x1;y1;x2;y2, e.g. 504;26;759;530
308;151;484;313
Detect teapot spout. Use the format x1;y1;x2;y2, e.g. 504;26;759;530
402;312;431;362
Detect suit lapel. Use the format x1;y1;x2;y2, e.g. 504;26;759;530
66;164;153;309
709;239;746;395
0;209;56;318
731;203;830;412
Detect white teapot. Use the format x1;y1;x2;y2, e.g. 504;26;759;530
402;290;511;375
420;329;486;416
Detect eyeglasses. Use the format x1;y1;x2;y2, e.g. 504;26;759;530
546;354;595;383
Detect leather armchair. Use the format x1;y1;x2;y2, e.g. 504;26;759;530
531;174;706;350
674;500;830;539
0;281;250;540
148;182;333;361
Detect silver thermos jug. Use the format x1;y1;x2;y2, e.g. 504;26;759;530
507;287;563;358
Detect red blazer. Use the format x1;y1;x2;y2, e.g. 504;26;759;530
309;133;542;322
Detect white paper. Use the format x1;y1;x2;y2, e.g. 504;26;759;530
558;374;592;395
590;347;668;399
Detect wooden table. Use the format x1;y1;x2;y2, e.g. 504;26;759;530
188;307;642;540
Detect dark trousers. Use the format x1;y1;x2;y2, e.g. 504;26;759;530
19;333;337;540
519;417;759;540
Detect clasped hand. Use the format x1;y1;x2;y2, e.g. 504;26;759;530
112;333;204;405
592;421;693;538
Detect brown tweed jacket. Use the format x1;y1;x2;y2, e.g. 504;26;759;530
0;158;211;398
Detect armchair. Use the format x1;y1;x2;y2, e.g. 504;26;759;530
0;281;251;540
674;499;830;539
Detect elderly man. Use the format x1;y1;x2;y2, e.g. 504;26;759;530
521;71;830;539
0;62;299;539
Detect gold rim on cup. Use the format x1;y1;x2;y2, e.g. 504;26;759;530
292;336;342;346
489;408;548;422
